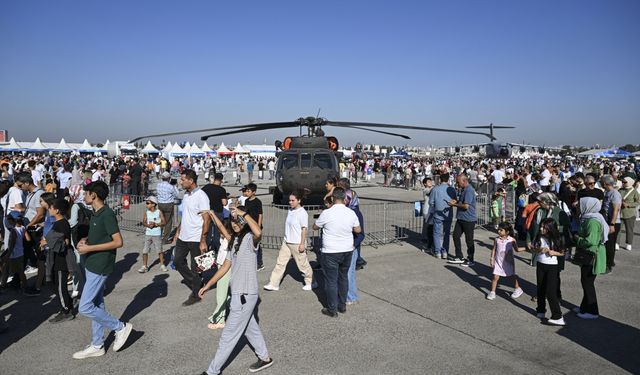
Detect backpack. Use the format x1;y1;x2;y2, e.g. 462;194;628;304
72;203;93;246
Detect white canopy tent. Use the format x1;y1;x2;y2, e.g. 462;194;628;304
54;138;74;153
234;142;249;153
201;142;215;155
0;137;22;152
188;143;205;157
142;141;160;154
28;137;50;152
170;143;187;156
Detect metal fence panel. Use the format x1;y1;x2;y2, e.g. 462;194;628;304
109;191;515;249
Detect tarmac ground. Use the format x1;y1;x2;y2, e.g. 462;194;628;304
1;182;639;375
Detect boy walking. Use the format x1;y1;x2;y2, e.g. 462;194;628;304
138;196;166;273
74;181;132;359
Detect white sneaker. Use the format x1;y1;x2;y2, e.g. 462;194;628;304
137;266;148;273
547;317;566;326
160;265;168;272
615;243;619;250
536;312;545;319
113;322;133;352
302;284;312;291
625;244;632;251
263;284;279;291
577;312;599;319
25;266;38;275
73;345;105;359
486;291;496;300
511;288;524;299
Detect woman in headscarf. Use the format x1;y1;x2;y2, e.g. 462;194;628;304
574;196;608;319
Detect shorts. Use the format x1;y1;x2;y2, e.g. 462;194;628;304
142;235;162;254
7;256;24;274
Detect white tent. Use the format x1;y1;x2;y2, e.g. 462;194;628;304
1;137;22;152
188;143;205;156
78;139;96;153
201;142;214;154
216;142;233;155
245;144;276;158
142;141;160;154
170;143;186;156
162;141;173;153
28;137;50;152
234;142;249;153
54;138;74;152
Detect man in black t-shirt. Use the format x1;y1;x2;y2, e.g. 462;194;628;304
242;183;264;270
577;175;604;202
202;173;227;252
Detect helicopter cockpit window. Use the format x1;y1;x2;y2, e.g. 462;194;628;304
313;153;333;169
300;153;312;169
279;152;298;169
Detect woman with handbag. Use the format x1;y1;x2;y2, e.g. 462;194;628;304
574;197;608;319
198;205;273;374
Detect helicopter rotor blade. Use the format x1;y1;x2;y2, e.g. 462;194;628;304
340;125;411;139
199;123;299;140
131;122;298;142
326;121;495;140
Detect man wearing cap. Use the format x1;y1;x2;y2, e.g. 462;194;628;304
172;169;210;306
202;173;227;253
157;171;178;245
242;183;264;270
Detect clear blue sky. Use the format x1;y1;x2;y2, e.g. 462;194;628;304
1;0;638;147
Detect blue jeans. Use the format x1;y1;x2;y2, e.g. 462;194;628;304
347;247;358;302
432;219;452;255
321;251;353;313
206;212;225;252
79;270;123;347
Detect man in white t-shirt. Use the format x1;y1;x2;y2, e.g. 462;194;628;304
313;187;361;317
2;177;25;250
540;164;552;191
57;164;73;197
172;169;210;307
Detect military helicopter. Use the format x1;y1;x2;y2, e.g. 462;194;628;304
453;124;557;158
131;117;494;204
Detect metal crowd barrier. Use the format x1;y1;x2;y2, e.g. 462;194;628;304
109;191;517;249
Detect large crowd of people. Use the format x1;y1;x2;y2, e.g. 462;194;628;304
0;151;639;373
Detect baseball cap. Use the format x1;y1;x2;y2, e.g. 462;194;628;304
623;176;635;185
146;196;158;205
8;211;23;220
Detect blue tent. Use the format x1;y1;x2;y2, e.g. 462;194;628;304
599;149;632;158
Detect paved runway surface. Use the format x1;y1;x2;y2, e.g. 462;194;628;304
1;184;639;375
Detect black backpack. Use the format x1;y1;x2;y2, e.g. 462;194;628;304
72;203;93;246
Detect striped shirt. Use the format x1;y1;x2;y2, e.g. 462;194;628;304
156;181;178;204
226;233;258;295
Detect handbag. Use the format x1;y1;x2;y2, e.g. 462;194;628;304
571;249;594;267
194;251;217;273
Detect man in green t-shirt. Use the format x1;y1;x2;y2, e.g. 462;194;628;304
73;181;133;359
